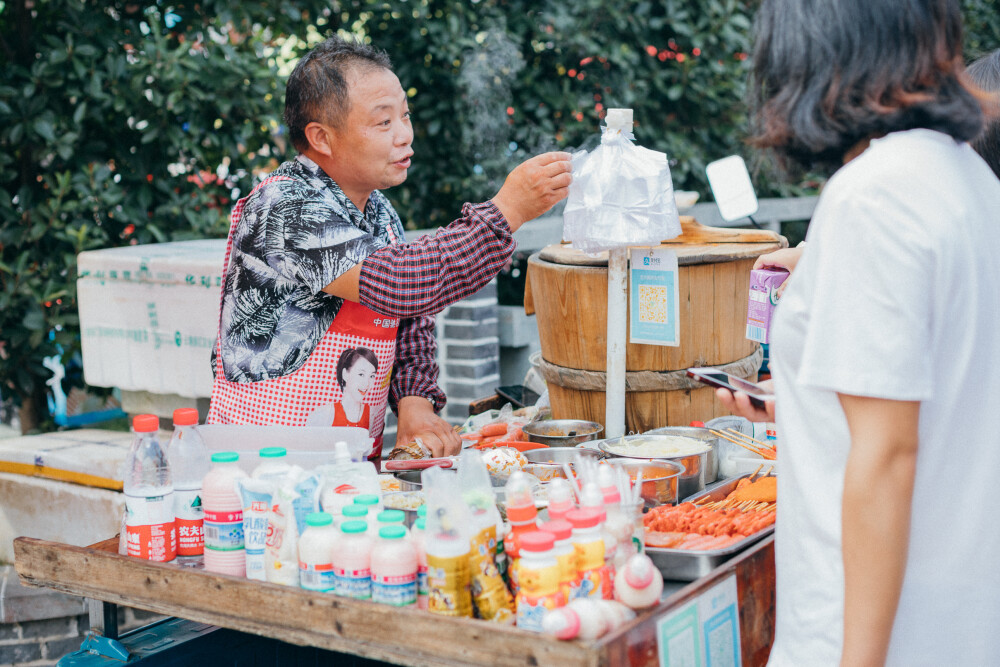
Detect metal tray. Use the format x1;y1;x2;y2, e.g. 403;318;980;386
645;473;776;582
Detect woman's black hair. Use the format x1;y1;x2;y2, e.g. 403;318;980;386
284;36;392;153
750;0;985;173
967;50;1000;179
336;347;379;390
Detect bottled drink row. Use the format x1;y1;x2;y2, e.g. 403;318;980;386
121;412;665;638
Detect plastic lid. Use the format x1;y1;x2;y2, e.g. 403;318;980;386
538;519;573;541
342;505;368;518
519;530;556;553
602;488;622;505
506;504;538;523
547;478;575;506
211;452;239;463
377;510;405;524
379;525;406;540
566;508;601;529
417;505;427;518
354;494;380;507
133;414;159;433
306;512;333;527
341;520;368;534
172;408;198;426
258;447;287;458
415;518;426;531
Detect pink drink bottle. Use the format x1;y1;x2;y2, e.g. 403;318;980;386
202;452;248;576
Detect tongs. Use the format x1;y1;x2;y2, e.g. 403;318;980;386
383;456;459;471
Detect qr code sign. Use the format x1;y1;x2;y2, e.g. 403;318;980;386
638;285;670;323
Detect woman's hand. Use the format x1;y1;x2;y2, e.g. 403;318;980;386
395;396;462;458
753;246;804;298
715;380;776;422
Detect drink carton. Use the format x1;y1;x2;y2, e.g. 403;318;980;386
746;269;789;343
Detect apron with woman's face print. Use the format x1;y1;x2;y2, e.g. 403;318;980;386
207;175;399;460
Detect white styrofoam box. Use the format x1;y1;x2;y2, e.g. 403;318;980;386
77;240;226;398
0;428;133;490
196;425;374;474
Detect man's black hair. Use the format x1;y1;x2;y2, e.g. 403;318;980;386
284;36;392;153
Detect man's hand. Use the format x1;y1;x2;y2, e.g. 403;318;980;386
395;396;461;458
715;380;776;422
491;152;573;231
753;246;804;298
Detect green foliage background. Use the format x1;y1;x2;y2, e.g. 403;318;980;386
1;0;998;430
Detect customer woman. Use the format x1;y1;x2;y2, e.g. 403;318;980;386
721;1;1000;665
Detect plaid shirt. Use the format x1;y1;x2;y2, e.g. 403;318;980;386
218;155;514;413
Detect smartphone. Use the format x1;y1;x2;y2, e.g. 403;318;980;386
686;367;773;409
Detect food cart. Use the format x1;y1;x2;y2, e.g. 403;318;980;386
14;534;774;666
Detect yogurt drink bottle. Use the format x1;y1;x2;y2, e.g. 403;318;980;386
411;518;429;609
332;520;374;599
539;519;578;602
567;508;610;600
371;525;418;606
252;447;292;481
124;414;176;562
202;452;248;576
515;531;567;631
298;512;337;592
166;408;209;557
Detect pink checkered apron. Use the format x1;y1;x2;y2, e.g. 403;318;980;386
206;176;399;460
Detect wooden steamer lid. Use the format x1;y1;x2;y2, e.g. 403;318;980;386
535;216;785;267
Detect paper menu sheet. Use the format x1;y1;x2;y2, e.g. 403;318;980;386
657;575;742;667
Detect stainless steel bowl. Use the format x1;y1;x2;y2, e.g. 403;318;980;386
614;459;685;509
597;429;717;498
521;447;605;483
646;426;719;483
522;420;604;447
381;491;425;527
393;468;456;491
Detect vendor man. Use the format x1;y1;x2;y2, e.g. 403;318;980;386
206;36;571;461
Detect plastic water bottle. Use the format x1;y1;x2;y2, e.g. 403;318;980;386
124;414;176;562
167;408;210;557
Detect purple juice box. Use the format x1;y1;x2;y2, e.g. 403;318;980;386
746;268;789;343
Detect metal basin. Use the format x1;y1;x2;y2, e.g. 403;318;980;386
597;429;717;498
615;459;685;509
521;447;605;483
522;420;604;447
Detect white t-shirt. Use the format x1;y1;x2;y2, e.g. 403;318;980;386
767;129;1000;666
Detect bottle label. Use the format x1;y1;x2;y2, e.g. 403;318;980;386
299;562;335;592
418;565;428;597
334;567;372;599
243;506;269;580
426;552;473;617
515;592;565;632
204;509;244;551
573;538;605;570
573;566;609;600
372;572;417;606
518;561;560;598
125;493;177;562
555;551;579;599
174;488;203;556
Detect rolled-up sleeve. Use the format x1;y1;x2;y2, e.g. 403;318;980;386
358;201;514;318
389;315;446;413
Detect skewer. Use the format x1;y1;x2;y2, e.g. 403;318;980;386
725;428;773;449
710;430;776;459
750;464;764;480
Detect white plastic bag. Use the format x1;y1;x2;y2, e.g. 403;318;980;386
563;111;681;252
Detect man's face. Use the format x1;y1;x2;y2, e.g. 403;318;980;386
324;67;413;204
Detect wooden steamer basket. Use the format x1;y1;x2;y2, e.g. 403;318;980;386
525;217;784;432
